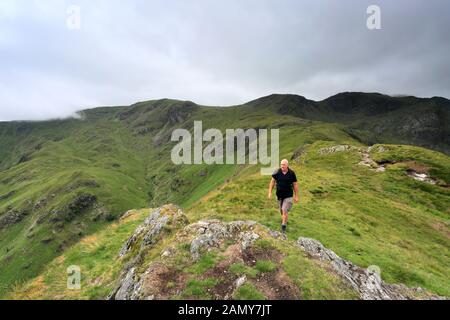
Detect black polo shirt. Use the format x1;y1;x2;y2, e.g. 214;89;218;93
272;168;297;200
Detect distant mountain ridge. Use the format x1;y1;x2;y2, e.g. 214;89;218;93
243;92;450;155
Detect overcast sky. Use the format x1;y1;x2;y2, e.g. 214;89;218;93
0;0;449;121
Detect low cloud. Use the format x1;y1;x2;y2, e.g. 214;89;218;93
0;0;449;121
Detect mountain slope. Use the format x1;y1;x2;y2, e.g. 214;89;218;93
188;143;449;295
0;92;449;298
0;97;263;295
245;92;450;154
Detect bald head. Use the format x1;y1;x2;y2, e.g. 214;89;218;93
280;159;289;171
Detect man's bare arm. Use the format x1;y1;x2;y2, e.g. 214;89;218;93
268;178;275;199
293;182;299;202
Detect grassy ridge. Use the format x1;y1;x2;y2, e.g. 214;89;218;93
7;208;358;300
188;142;450;295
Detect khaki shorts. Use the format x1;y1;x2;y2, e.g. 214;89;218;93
278;197;293;213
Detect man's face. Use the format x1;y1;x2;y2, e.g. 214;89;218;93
280;161;288;171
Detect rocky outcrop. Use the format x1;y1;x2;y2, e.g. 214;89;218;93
298;237;445;300
319;144;389;172
118;204;188;258
358;146;387;172
108;204;446;301
322;143;447;185
33;197;48;211
67;194;97;216
318;144;359;155
110;204;189;299
109;204;298;300
406;169;439;185
0;207;30;230
46;194;98;223
110;267;141;300
185;220;259;261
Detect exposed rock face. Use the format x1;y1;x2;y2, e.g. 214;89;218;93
110;216;264;299
186;220;258;261
0;207;29;230
118;204;188;257
109;205;298;300
318;144;359;155
68;194;97;215
318;144;389;173
298;237;445;300
319;144;391;173
112;267;141;300
109;204;445;301
110;204;189;300
358;147;387;172
406;169;438;185
44;193;99;224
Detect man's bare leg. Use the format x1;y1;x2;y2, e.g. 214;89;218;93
282;210;288;224
281;209;288;233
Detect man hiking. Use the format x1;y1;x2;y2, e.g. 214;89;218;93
268;159;299;234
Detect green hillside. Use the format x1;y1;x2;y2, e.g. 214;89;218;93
0;93;449;298
189;142;449;295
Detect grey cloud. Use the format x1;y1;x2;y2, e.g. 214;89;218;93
0;0;449;121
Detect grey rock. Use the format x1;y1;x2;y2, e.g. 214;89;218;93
111;204;448;301
235;275;246;288
119;206;182;257
239;232;260;250
161;246;175;258
110;267;142;300
68;194;97;216
188;220;257;260
118;224;146;257
111;204;189;300
0;208;29;230
318;145;359;155
406;170;437;185
142;215;169;246
34;197;48;211
298;237;445;300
